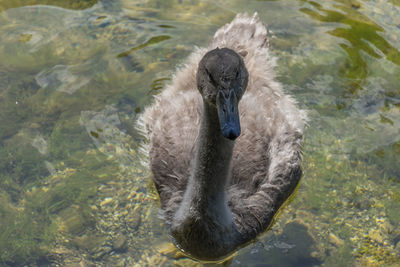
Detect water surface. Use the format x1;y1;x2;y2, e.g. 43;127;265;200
0;0;399;266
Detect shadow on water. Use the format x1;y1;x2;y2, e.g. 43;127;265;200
300;0;400;97
233;222;322;267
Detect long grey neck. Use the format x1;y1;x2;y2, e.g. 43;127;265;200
179;101;233;213
192;101;234;198
175;101;234;217
171;100;239;260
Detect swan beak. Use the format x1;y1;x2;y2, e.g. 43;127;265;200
217;89;241;140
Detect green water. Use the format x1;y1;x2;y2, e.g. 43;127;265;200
0;0;399;266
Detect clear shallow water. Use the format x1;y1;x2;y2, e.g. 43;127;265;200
0;0;399;266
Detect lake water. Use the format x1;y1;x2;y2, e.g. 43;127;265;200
0;0;399;266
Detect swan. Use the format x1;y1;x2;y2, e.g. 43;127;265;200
138;13;306;261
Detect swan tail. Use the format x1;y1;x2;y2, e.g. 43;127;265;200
209;12;269;53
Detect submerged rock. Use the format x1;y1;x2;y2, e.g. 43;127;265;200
112;234;128;252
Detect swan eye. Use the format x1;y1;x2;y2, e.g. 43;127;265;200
206;69;218;85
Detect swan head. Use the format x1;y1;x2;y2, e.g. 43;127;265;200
197;47;249;140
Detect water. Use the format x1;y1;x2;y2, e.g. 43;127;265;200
0;0;399;266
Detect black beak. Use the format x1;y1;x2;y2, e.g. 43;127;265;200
216;89;241;140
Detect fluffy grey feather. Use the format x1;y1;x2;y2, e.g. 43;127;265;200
137;13;306;260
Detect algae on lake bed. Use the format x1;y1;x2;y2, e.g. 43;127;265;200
0;0;399;266
0;0;98;12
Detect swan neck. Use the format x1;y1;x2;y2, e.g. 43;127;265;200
193;101;234;197
170;100;240;260
176;101;234;215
